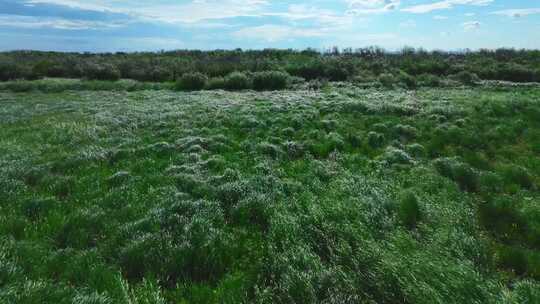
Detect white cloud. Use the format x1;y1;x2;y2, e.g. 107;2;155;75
346;0;393;8
23;0;270;23
133;0;269;23
462;20;481;31
491;8;540;18
25;0;116;13
231;24;325;42
433;15;448;20
264;4;353;27
402;0;493;14
0;13;125;29
345;0;400;15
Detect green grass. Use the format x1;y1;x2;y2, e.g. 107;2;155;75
0;85;539;303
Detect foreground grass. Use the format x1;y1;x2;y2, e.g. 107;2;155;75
0;86;539;303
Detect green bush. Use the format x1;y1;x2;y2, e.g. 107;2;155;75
496;245;529;276
85;63;121;81
3;81;34;92
175;72;208;91
32;60;56;78
394;124;418;140
352;72;377;84
0;60;24;81
381;147;414;165
434;158;479;192
492;63;539;83
56;209;107;249
283;141;304;159
286;60;326;80
107;171;131;188
398;190;422;229
398;71;417;89
252;71;289;91
206;77;226;90
405;143;426;158
258;142;282;159
378;73;396;88
453;71;480;85
499;165;534;190
21;197;57;220
367;131;385;148
478;172;504;193
346;132;363;148
417;73;441;87
224;72;250;91
119;233;164;279
478;197;528;244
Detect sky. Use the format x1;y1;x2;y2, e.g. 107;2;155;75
0;0;539;52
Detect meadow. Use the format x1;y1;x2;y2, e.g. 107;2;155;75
0;81;539;303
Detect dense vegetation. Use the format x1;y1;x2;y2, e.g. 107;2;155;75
0;83;539;303
2;48;540;87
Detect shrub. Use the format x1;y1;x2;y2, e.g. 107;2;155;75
32;60;56;78
494;63;539;83
381;147;414;165
56;209;106;249
283;141;304;159
119;233;165;279
398;191;421;229
325;132;345;152
367;131;385;148
378;73;396;88
452;71;479;85
107;171;131;188
352;72;377;84
224;72;250;91
21;197;57;220
398;71;417;89
394;124;418;140
478;172;504;193
434;158;479;192
508;280;540;301
232;194;272;230
346;133;363;148
4;81;34;92
417;73;441;87
478;197;528;244
85;63;121;81
155;199;231;281
252;71;289;91
405;143;426;158
149;66;172;82
175;72;208;91
495;245;528;276
206;77;226;90
286;60;326;80
325;65;350;81
217;181;247;207
258;142;283;159
499;165;534;190
451;163;479;192
0;61;23;81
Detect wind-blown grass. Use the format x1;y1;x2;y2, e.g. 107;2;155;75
0;85;539;303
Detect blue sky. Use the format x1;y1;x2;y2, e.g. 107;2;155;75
0;0;539;52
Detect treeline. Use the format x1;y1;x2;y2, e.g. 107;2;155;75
2;47;540;85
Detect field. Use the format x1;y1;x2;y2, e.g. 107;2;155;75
0;83;539;303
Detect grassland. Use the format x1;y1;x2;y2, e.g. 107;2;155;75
0;83;539;303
